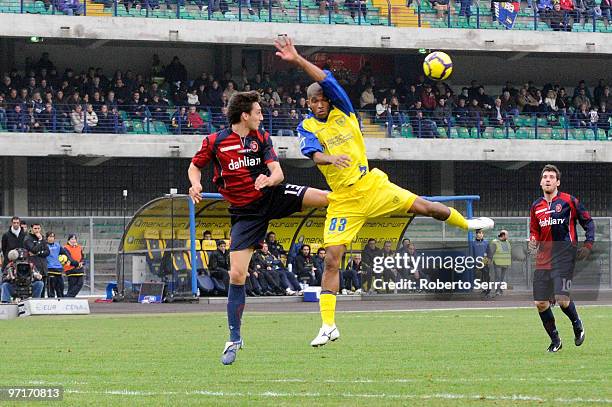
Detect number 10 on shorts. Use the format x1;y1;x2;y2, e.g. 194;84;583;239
329;218;347;232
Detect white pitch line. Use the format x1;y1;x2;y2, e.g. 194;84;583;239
252;377;604;384
63;389;612;403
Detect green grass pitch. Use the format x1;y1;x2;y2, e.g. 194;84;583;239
1;306;610;406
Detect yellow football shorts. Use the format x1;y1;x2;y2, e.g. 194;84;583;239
324;168;418;247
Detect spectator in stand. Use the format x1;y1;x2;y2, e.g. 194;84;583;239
105;90;118;111
559;0;577;24
517;87;540;113
432;0;451;19
223;82;238;103
432;97;452;128
187;105;206;134
171;106;188;134
556;88;570;114
7;105;27;132
212;106;229;131
164;56;188;89
573;88;591;110
85;104;98;132
602;0;612;25
468;98;485;130
207;80;224;112
576;0;601;24
187;89;200;106
544;90;558;113
317;0;340;14
588;106;599;131
476;86;494;112
453;98;469;127
573;103;590;127
0;95;7;128
126;91;146;120
360;85;376;110
345;0;367;20
549;2;572;30
149;94;170;124
597;103;610;137
71;104;85;133
97;105;116;133
286;108;301;135
25;105;43;133
112;79;130;105
375;97;389;123
458;0;472;21
500;90;518;115
38;103;57;131
421;84;437;112
489;98;507;128
598;87;610;109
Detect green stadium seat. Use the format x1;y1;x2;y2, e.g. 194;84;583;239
152;121;168;134
457;127;470;138
132;120;145;134
552;128;565;140
469;127;480;138
583;128;596;140
596;129;607;140
401;125;414;138
536;117;548;127
493;127;505;139
481;128;493;139
449;127;458;138
437;127;447;138
506;127;515;139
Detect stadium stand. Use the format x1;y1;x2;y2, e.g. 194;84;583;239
0;0;611;33
1;55;610;139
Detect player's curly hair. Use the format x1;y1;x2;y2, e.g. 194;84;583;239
227;91;261;125
541;164;561;181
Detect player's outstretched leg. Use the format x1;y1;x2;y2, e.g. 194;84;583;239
535;300;562;352
311;245;343;347
558;299;585;346
221;249;252;365
409;197;494;231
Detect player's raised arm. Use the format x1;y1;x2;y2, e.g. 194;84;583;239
274;36;326;82
274;36;354;116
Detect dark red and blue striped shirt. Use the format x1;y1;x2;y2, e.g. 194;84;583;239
530;191;595;269
191;128;278;207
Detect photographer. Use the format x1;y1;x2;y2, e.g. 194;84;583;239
1;249;44;303
23;223;50;297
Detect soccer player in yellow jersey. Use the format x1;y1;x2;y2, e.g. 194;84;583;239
274;36;494;346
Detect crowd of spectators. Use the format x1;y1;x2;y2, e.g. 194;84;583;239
0;52;610;137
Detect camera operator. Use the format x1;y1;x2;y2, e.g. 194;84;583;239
1;249;44;303
23;223;50;297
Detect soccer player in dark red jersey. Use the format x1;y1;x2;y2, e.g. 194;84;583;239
529;164;594;352
188;91;328;365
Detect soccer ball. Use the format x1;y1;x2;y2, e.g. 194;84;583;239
423;51;453;81
58;255;69;266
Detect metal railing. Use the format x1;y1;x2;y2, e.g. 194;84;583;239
1;103;611;139
1;0;611;33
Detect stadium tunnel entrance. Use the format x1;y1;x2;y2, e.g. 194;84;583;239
115;193;480;302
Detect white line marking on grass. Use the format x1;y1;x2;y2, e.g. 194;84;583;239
64;389;612;403
253;377;604;384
